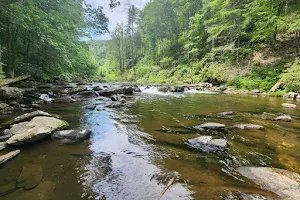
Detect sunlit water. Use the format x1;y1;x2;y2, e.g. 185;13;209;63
0;86;300;200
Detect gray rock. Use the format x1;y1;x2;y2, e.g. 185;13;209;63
6;117;69;145
0;150;20;165
252;89;261;94
92;86;103;91
133;86;141;92
297;96;300;101
0;87;23;100
14;110;51;123
188;136;228;152
52;129;91;140
69;86;88;94
218;111;234;116
275;115;292;122
169;86;185;92
111;94;126;103
85;105;96;110
39;94;53;103
0;142;7;151
0;102;9;110
16;181;55;200
237;167;300;200
282;103;297;109
195;122;226;131
17;164;43;189
233;124;264;130
283;92;299;100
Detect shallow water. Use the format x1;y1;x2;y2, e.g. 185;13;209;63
0;87;300;200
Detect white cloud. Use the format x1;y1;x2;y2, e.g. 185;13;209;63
87;0;150;40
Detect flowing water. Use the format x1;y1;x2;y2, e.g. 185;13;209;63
0;86;300;200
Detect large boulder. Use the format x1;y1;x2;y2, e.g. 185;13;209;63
52;129;91;141
194;122;226;131
14;110;52;123
188;136;228;152
237;167;300;200
76;91;99;98
0;150;20;165
17;164;43;189
0;87;23;100
6;117;69;145
98;86;133;97
233;124;264;130
158;86;169;92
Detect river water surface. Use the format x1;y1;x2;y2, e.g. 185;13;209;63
0;86;300;200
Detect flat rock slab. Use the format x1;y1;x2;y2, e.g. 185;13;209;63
188;136;228;152
52;129;91;141
16;181;55;200
195;122;226;131
275;115;292;122
17;164;43;189
0;150;20;165
233;124;264;130
6;117;69;145
0;142;7;151
282;103;297;109
14;110;51;123
237;167;300;200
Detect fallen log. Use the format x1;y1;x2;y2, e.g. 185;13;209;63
270;80;284;92
0;75;31;87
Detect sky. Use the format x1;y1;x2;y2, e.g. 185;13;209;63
87;0;150;40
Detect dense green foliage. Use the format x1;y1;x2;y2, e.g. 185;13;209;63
0;0;109;80
94;0;300;91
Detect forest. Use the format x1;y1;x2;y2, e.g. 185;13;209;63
92;0;300;92
0;0;113;81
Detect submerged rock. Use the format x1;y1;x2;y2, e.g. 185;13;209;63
6;117;69;145
16;181;55;200
0;182;17;196
188;136;228;152
14;110;51;123
194;122;226;131
0;87;23;100
233;124;264;130
275;115;292;122
282;103;297;109
237;167;300;200
111;94;126;103
0;150;20;165
17;164;43;189
52;129;91;141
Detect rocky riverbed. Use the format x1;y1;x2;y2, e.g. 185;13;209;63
0;82;300;200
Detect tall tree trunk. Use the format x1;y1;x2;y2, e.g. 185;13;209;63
6;23;13;77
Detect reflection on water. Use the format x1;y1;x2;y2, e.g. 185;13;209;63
0;88;300;200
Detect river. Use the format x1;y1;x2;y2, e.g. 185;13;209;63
0;86;299;200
